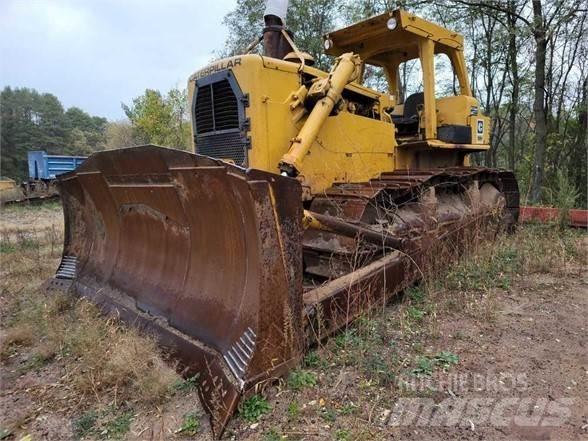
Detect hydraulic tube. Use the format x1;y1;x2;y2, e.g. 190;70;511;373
303;210;404;249
279;52;362;176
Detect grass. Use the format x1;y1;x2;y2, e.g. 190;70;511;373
1;203;585;439
72;408;133;440
281;222;585;438
336;429;351;440
320;407;337;423
239;395;272;422
410;351;459;377
433;351;459;369
263;428;282;441
73;410;98;438
176;411;200;436
287;369;317;391
287;401;300;420
102;411;133;440
171;374;199;393
0;216;182;439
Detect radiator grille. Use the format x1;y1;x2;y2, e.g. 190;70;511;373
212;80;239;131
197;131;247;167
195;84;213;133
194;74;248;166
195;79;241;134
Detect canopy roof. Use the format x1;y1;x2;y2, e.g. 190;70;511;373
324;10;464;65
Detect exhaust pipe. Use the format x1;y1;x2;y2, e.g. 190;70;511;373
263;0;292;59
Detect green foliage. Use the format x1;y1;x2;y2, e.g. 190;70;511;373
362;353;395;385
1;87;107;181
0;241;16;254
336;429;351;441
320;407;337;423
239;395;271;422
0;236;40;254
334;329;362;348
105;120;135;149
287;369;317;391
338;404;357;415
177;411;200;436
406;306;425;322
406;286;426;304
303;351;322;368
263;428;282;441
411;351;459;376
102;411;133;439
73;408;133;440
433;351;459;369
220;0;338;69
73;410;98;438
171;374;199;393
122;88;191;150
287;401;300;419
411;356;434;377
445;245;519;292
544;170;580;229
19;352;51;373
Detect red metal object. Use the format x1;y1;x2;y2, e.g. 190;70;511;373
520;206;588;228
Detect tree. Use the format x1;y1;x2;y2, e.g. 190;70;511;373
220;0;338;69
122;88;191;150
105;120;136;149
64;107;107;154
0;87;107;181
529;0;548;202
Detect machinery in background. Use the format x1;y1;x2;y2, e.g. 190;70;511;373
1;151;86;205
0;178;22;205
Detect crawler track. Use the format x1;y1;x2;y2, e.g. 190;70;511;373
302;167;519;342
45;146;520;438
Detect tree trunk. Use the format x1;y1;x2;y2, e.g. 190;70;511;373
507;0;519;171
529;0;548;203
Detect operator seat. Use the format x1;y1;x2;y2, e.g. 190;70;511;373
392;92;424;136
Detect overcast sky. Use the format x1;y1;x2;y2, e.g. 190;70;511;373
0;0;236;120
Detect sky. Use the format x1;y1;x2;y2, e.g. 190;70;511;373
0;0;236;120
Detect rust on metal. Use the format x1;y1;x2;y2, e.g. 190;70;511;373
47;146;520;438
46;145;304;438
520;206;588;228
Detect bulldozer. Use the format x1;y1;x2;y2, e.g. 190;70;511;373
46;3;519;438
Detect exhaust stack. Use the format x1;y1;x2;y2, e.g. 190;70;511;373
263;0;292;59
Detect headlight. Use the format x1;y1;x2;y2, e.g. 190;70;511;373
386;17;397;30
323;38;333;50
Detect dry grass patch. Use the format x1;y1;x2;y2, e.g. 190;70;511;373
0;210;183;438
2;287;180;407
263;223;586;440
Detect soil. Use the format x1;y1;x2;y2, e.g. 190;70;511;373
0;205;586;441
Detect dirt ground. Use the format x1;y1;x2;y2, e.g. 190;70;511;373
0;204;586;441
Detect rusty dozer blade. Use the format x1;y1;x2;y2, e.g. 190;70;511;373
45;145;304;438
46;145;517;438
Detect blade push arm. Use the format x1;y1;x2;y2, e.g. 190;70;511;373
279;52;362;176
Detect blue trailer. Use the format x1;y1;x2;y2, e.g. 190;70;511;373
2;151;88;205
27;151;87;180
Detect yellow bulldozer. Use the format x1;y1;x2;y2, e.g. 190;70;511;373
47;4;519;437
